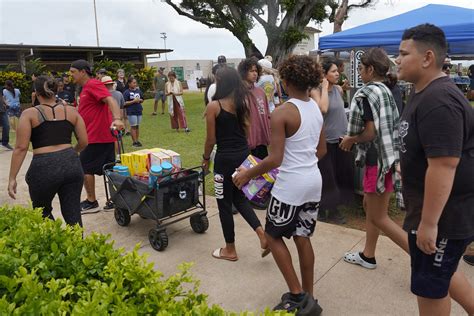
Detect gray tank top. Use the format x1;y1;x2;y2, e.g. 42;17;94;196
324;87;348;143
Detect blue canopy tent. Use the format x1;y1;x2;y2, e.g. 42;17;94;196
318;4;474;56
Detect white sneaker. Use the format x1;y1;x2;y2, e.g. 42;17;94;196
343;251;377;269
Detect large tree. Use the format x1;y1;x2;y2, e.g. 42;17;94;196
163;1;338;65
331;0;376;33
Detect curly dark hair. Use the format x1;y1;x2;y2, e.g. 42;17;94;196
237;57;262;82
278;55;322;91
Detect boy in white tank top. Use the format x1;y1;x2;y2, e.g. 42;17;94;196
234;55;326;315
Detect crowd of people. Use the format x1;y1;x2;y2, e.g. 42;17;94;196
2;22;473;315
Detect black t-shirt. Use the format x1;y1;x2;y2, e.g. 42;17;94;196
57;90;74;104
115;80;126;94
63;83;76;95
400;76;474;239
362;98;378;166
468;64;474;78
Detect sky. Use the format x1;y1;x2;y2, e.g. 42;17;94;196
0;0;472;62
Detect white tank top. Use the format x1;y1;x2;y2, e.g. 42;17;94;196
271;98;324;206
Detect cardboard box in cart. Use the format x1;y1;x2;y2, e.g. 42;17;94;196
150;151;171;167
162;149;182;168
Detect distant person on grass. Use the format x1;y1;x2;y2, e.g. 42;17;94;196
3;80;21;132
202;67;269;262
396;23;473;316
8;76;88;227
166;71;190;133
152;68;167;115
69;60;124;213
0;89;13;150
123;78;144;147
233;55;326;315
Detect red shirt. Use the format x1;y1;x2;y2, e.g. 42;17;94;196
78;79;114;144
247;85;271;149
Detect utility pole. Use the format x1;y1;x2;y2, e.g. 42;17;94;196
160;32;168;70
93;0;100;47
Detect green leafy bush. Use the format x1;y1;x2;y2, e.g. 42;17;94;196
0;71;31;104
0;206;289;315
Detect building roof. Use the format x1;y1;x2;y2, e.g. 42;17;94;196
0;44;172;54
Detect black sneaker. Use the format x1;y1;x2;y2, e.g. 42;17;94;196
135;141;143;147
279;293;323;316
132;142;140;147
103;200;115;210
463;255;474;266
273;292;310;313
2;144;13;150
80;199;99;213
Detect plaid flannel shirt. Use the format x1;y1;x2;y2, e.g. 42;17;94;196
347;82;403;204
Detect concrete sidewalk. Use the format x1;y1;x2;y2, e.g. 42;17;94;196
1;149;472;315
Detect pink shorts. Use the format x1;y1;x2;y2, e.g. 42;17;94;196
363;165;393;193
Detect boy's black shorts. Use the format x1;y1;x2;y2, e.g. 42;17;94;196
408;231;473;299
80;143;115;176
265;195;319;239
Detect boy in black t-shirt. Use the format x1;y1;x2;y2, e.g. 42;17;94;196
396;24;474;316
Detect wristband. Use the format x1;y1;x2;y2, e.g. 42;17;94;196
202;154;210;161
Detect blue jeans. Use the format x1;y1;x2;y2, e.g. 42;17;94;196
0;112;10;146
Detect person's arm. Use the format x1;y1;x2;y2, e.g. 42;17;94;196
8;112;32;199
202;102;218;172
416;157;459;254
233;106;287;188
71;107;88;153
339;121;376;151
101;96;124;130
316;128;327;160
152;77;157;92
31;91;36;106
310;79;329;114
341;79;351;91
123;92;135;107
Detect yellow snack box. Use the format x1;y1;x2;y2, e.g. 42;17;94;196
132;153;148;174
120;153;134;175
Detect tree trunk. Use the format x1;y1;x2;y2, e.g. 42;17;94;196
333;0;349;33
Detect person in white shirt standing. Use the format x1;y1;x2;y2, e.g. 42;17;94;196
234;55;326;315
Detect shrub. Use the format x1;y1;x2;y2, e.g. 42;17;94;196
0;71;31;104
0;206;289;315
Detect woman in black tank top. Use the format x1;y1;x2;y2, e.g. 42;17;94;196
202;67;269;261
8;76;88;227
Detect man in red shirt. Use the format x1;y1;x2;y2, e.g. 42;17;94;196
70;60;124;212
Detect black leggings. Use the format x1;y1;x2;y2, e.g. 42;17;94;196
26;148;84;226
214;151;262;243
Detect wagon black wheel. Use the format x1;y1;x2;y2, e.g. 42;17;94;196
149;229;168;251
190;214;209;234
114;208;131;226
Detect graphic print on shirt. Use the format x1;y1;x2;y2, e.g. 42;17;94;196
256;96;266;115
399;120;409;153
267;197;298;226
214;173;224;199
128;92;141;100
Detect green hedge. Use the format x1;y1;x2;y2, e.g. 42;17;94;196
0;206;289;315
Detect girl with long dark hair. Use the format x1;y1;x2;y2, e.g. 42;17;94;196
202;67;268;261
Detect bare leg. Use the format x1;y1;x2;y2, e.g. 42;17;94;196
83;174;96;202
267;233;302;294
161;99;165;114
367;191;409;254
448;270;474;314
219;242;238;259
362;194;381;258
294;236;315;296
130;126;138;143
153;99;158;114
417;295;450;316
255;226;268;249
